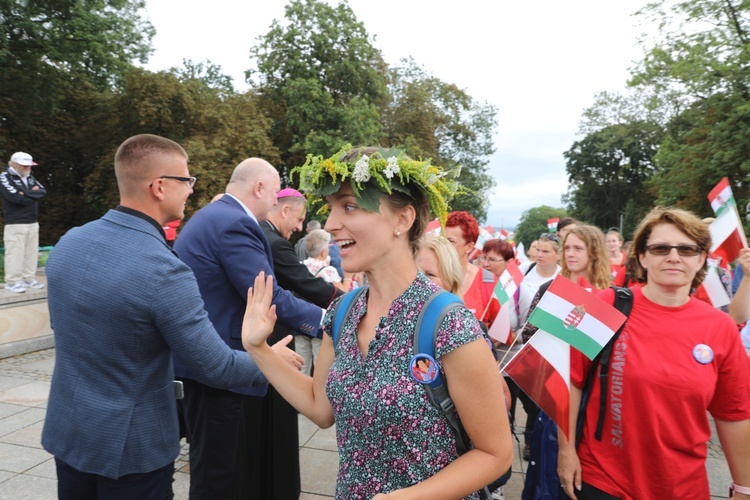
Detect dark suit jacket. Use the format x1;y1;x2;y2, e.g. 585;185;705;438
173;195;322;396
261;220;342;310
42;209;265;479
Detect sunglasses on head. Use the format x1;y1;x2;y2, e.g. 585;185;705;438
539;233;560;242
645;244;702;257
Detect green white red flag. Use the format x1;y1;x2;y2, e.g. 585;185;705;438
493;260;523;306
695;259;731;309
526;276;627;360
505;330;571;438
547;218;559;232
707;178;747;264
708;177;735;217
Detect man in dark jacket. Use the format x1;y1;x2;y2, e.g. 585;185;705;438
256;187;343;499
1;152;46;292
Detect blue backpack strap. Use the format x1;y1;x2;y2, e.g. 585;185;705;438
331;286;367;349
412;291;466;443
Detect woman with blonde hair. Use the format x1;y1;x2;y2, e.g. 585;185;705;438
561;225;612;292
417;233;464;296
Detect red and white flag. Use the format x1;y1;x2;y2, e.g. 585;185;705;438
695;260;731;309
547;217;559;232
526;276;627;360
516;242;530;264
487;305;512;344
424;218;441;236
498;229;509;241
505;330;570;438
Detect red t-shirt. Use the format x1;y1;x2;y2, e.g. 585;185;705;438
463;269;499;326
572;287;750;499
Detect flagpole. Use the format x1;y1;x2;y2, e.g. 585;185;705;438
480;295;497;323
497;318;531;369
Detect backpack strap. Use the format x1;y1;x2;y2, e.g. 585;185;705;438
331;286;367;349
576;285;633;445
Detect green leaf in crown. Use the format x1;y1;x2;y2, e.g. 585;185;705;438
291;144;465;227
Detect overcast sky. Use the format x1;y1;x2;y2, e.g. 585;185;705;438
143;0;649;228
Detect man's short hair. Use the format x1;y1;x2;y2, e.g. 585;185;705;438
307;220;321;231
115;134;187;192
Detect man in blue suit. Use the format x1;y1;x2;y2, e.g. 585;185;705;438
173;158;324;499
42;134;302;500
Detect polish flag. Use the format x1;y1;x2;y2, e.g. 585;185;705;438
505;330;570;439
424;218;441;235
547;218;559;232
475;226;493;251
709;209;747;264
516;242;530;264
487;305;512;344
486;224;495;236
526;276;627;360
695;262;731;309
498;229;509;241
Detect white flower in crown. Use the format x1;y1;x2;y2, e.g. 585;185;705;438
383;156;400;179
428;173;438;185
353;155;371;183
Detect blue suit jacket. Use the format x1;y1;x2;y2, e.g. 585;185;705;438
42;209;266;479
173;195;322;396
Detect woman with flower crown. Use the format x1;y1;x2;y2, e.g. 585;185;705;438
242;146;512;499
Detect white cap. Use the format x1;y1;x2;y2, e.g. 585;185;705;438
10;152;37;166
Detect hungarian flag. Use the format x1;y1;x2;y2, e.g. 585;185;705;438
526;276;627;360
708;177;735;217
505;330;570;438
493;260;523;306
547;217;559;232
475;226;493;251
424;218;441;235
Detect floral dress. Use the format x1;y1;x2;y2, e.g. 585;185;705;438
324;273;483;499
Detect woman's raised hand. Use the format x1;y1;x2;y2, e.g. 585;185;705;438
242;272;278;351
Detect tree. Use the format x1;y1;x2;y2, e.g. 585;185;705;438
247;0;388;176
0;0;155;150
514;205;569;249
383;60;497;221
563;120;662;234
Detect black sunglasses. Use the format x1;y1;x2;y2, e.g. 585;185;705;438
645;244;702;257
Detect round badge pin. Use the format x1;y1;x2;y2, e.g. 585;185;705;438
692;344;714;364
409;353;439;384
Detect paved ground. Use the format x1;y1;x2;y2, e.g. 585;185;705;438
0;348;733;498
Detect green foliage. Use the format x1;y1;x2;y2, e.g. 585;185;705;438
247;0;388;174
383;59;497;221
563;121;662;234
514;206;569;249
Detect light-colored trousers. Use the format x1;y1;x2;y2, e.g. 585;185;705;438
295;336;322;376
3;222;39;284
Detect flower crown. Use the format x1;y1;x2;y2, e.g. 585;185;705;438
291;144;463;226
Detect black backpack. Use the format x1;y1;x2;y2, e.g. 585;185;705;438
575;286;633;445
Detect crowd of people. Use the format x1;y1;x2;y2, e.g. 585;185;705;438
7;133;749;499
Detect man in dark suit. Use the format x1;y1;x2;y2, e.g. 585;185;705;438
42;134;301;499
173;159;324;499
256;188;344;498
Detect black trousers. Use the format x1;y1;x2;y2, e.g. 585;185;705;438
178;379;247;499
178;379;301;500
55;458;173;500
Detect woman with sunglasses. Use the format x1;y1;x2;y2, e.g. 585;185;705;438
242;146;512;499
558;207;750;500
